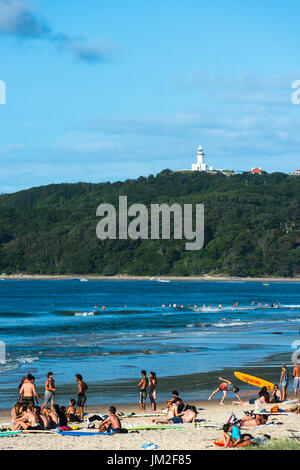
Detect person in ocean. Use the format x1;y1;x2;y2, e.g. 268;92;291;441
279;363;289;401
75;374;88;421
208;377;241;405
138;370;148;412
148;371;157;411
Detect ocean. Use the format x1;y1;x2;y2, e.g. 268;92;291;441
0;279;299;408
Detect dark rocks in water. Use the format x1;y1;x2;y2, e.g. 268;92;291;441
272;331;282;334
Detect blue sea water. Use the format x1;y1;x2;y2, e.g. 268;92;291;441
0;279;299;408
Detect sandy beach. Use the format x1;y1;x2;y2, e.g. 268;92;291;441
0;400;299;450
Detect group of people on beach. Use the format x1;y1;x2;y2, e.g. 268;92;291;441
9;360;300;437
12;372;88;431
207;363;300;406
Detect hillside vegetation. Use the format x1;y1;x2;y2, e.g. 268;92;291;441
0;170;299;277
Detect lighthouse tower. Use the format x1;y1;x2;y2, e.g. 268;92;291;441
192;145;208;171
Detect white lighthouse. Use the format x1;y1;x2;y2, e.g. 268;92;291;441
191;145;211;171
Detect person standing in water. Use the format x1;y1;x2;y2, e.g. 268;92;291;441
75;374;88;421
148;371;157;411
138;370;148;412
279;364;289;401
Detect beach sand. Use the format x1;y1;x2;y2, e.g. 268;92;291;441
0;400;299;450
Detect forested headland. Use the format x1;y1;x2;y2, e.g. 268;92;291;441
0;170;299;277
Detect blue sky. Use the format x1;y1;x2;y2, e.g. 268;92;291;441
0;0;300;193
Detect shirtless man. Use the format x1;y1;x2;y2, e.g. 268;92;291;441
75;374;88;421
19;374;42;410
293;362;300;399
99;406;122;433
41;372;56;411
151;405;197;425
138;370;148;412
239;412;268;427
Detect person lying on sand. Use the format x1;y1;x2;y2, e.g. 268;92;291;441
99;406;122;433
222;423;253;448
232;386;270;406
208;377;241;405
151;405;197;425
239;412;269;427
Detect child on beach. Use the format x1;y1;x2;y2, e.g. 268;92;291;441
208;377;241;405
138;370;148;412
66;399;79;422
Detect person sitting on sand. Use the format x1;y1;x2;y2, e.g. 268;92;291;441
221;423;253;448
99;406;122;433
34;406;51;429
66;399;80;422
11;399;24;423
208;377;241;405
165;390;185;412
151;405;197;425
270;384;282;403
12;406;42;431
45;405;60;428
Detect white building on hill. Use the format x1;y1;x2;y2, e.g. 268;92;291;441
191;146;213;172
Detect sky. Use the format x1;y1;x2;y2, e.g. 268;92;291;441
0;0;300;193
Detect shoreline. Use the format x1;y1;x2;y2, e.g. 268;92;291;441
2;274;300;282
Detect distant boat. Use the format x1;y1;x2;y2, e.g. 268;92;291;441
80;278;88;282
262;283;269;286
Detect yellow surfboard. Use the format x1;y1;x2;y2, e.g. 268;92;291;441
234;371;274;390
